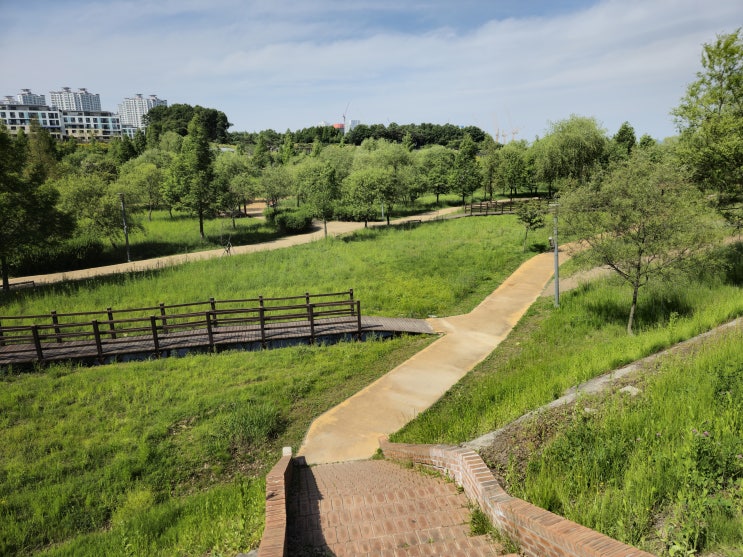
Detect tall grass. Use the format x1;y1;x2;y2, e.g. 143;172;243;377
393;243;743;445
2;216;536;320
513;328;743;555
0;335;433;556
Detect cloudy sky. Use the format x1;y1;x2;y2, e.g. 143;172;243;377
3;0;741;141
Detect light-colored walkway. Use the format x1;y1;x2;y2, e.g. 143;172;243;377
297;251;564;464
12;208;460;286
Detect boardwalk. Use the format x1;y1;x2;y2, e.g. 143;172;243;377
0;316;434;367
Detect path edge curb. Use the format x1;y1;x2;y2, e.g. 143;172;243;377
378;437;656;557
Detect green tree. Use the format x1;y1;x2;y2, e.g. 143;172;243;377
561;146;721;334
516;199;546;252
117;160;164;220
342;167;387;227
448;133;481;206
612;121;637;158
296;159;340;237
369;140;413;224
417;145;454;204
673;28;743;231
213;151;252;226
259;165;292;208
534;115;607;195
494;141;529;199
0;126;72;290
167;115;217;238
54;174;133;249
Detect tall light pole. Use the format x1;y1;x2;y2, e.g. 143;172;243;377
119;193;131;263
550;202;560;307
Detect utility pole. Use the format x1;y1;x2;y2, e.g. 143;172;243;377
119;193;131;263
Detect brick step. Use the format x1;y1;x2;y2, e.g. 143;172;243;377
287;460;508;555
296;532;506;556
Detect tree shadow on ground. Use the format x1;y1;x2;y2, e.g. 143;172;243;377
584;288;694;330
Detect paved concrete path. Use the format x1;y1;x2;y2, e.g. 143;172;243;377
11;207;460;286
297;251;564;464
287;459;512;556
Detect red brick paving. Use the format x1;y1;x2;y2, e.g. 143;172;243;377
287;460;512;556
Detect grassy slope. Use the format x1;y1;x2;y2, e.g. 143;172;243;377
0;216;534;556
393;242;743;556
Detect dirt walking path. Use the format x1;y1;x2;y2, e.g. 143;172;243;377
11;207;460;287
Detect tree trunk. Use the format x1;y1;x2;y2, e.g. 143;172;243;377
323;218;328;238
199;209;205;239
627;282;639;335
523;228;529;252
1;256;9;292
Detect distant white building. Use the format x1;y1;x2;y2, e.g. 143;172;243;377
0;104;65;139
0;89;48;105
118;93;167;136
49;87;102;112
347;119;361;134
61;110;121;141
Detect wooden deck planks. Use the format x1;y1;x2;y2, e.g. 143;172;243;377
0;317;435;367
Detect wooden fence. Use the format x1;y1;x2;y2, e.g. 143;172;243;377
0;290;361;365
466;197;542;215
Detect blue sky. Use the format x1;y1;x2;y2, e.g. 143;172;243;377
3;0;742;141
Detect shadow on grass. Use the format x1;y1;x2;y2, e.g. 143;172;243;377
584;288;694;330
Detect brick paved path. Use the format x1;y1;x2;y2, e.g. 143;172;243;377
286;460;513;556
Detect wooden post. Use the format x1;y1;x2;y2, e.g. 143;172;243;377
51;311;62;343
356;301;362;339
349;289;355;316
32;325;43;362
0;319;4;347
150;316;160;355
107;308;116;339
259;297;266;348
92;320;104;360
308;304;315;344
205;311;215;351
209;298;218;328
159;303;168;333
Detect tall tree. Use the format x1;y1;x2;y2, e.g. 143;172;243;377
561;146;722;334
295;159;340;237
417;145;454;205
168;114;216;238
1;127;65;289
534;115;607;195
673;28;743;232
448;133;481;206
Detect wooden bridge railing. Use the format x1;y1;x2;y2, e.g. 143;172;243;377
466;197;542;215
0;290;361;364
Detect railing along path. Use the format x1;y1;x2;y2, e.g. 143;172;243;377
0;290;362;366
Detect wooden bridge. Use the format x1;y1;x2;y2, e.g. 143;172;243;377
0;290;435;368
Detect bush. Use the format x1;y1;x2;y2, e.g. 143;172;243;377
273;208;314;234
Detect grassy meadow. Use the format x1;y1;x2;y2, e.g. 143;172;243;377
0;215;535;556
2;215;534;320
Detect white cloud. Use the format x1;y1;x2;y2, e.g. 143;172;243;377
3;0;742;139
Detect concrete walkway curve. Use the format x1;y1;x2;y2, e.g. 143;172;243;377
297;250;564;464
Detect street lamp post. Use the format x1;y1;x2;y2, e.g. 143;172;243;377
119;193;131;263
549;202;560;308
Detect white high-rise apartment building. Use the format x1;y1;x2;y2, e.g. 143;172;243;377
118;93;167;134
49;87;101;112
